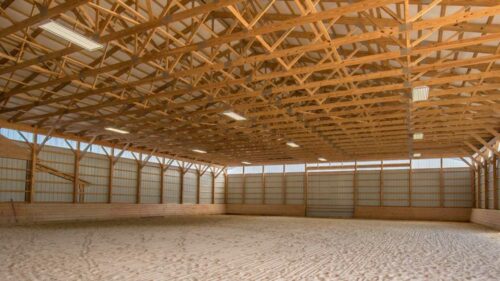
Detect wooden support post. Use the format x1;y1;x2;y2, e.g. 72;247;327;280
242;166;246;204
304;168;308;216
73;141;80;203
223;172;228;204
478;164;482;208
494;155;498;210
108;150;114;204
211;172;215;204
353;161;357;207
439;158;444;207
160;165;165;204
379;160;383;206
471;168;476;208
196;169;201;204
409;159;412;207
282;165;286;205
484;160;489;209
262;172;265;205
26;131;37;203
136;160;142;204
179;169;184;204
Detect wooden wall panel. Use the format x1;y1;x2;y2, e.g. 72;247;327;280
354;206;471;222
226;204;305;217
470;209;500;230
0;203;226;224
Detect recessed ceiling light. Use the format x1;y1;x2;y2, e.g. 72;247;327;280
241;161;252;165
39;21;103;51
318;157;327;162
105;127;129;134
412;86;429;102
222;110;246;121
192;149;207;154
413;132;424;140
286;141;300;148
413;153;421;158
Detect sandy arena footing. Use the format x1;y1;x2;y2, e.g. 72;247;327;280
0;215;499;280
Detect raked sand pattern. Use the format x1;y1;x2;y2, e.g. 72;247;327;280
0;215;499;281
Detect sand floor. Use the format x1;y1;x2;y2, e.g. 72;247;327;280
0;215;499;281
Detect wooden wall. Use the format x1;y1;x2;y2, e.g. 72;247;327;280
0;203;225;224
354;206;471;222
470;209;500;230
226;204;306;217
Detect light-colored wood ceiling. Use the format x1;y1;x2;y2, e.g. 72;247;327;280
0;0;499;165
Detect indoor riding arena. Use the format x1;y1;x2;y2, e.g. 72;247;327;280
0;1;499;280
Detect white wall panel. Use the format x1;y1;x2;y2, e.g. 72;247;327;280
307;172;353;217
227;175;243;204
285;173;304;205
182;171;197;204
35;146;74;202
199;173;212;204
245;175;262;204
214;173;225;204
165;168;181;203
140;164;161;204
264;174;283;204
112;159;137;203
444;168;472;207
80;153;109;203
356;171;380;206
411;169;440;207
0;157;27;202
382;170;409;207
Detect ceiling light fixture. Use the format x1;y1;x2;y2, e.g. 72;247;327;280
241;161;252;165
39;21;103;51
413;132;424;140
105;127;129;134
412;86;429;102
192;149;207;154
413;153;421;158
318;157;327;162
222;110;246;121
286;141;300;148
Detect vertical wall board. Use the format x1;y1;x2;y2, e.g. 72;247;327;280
356;170;380;206
382;170;409;207
285;173;304;205
244;175;263;204
0;157;27;202
264;174;283;204
182;171;197;204
35;146;74;202
80;153;109;203
165;168;181;203
497;158;500;209
140;164;161;204
227;175;243;204
214;174;225;204
411;169;440;207
199;173;212;204
307;172;354;218
443;168;472;207
111;158;137;203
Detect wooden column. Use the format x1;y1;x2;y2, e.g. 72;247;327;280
72;141;80;203
196;170;201;204
471;168;476;208
281;165;286;205
261;172;266;205
136;160;143;204
409;159;412;207
439;158;444;207
353;162;358;207
478;164;482;208
179;169;184;204
26;131;38;203
379;160;383;206
242;167;246;204
304;169;308;216
108;152;114;204
211;172;215;204
160;165;165;204
494;155;498;210
484;160;489;209
223;173;228;204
